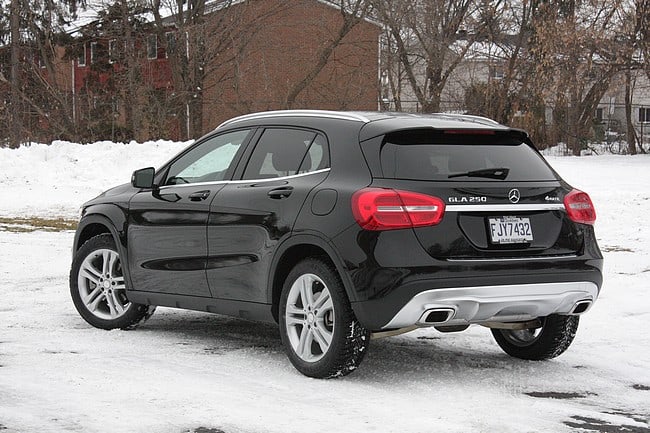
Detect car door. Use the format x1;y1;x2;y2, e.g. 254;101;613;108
127;129;253;297
206;127;331;302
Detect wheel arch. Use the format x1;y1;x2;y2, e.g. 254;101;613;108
268;233;356;323
74;208;124;253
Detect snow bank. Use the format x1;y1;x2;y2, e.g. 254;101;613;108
0;140;189;219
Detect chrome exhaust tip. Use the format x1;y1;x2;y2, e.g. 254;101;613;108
570;300;592;315
419;308;455;325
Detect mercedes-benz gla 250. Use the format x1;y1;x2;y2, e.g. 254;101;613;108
70;110;603;378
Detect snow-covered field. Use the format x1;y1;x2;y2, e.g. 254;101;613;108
1;142;649;433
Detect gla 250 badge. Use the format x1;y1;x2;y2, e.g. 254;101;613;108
448;196;488;203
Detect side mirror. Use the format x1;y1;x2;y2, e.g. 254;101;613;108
131;167;156;189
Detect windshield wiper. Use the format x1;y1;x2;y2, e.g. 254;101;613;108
448;167;510;180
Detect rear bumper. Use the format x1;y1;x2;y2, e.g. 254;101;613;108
380;281;599;329
350;263;603;330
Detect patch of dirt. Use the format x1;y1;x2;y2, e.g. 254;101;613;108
601;245;635;253
605;411;648;425
42;350;80;355
184;428;225;433
564;415;650;432
525;391;595;399
0;216;77;233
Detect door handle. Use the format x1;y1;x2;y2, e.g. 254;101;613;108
267;186;294;199
188;190;211;201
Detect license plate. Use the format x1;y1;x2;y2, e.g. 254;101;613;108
488;217;533;244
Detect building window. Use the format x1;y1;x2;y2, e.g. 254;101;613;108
490;66;504;80
78;43;87;67
595;107;604;123
165;32;176;58
639;107;650;123
109;39;118;63
35;52;46;69
147;34;158;60
90;42;98;64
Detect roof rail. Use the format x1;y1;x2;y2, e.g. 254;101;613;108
436;113;502;126
216;110;371;129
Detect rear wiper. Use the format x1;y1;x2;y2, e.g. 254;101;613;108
448;167;509;180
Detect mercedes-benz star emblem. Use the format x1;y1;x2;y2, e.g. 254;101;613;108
508;188;521;204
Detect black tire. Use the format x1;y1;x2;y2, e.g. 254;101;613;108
491;315;579;360
70;233;155;330
279;258;370;378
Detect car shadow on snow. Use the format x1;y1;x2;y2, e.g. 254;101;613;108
141;310;522;378
140;309;284;355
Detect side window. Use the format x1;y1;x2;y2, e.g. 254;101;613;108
299;133;330;173
242;128;329;180
165;129;250;185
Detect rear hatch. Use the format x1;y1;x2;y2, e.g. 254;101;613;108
361;129;583;260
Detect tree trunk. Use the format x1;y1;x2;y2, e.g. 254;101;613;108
284;2;363;109
625;69;638;155
9;0;22;148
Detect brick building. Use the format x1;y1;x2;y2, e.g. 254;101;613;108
66;0;382;141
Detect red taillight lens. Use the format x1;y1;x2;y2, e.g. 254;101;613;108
564;189;596;225
352;188;445;230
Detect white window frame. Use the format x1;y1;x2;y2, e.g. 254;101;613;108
108;39;117;64
90;41;98;64
165;32;175;58
147;34;158;60
639;107;650;123
78;43;87;67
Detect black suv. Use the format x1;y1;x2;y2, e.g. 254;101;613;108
70;110;603;378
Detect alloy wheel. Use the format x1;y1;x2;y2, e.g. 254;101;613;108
284;273;335;362
77;248;130;320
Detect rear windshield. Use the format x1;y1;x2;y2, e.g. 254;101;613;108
379;131;557;182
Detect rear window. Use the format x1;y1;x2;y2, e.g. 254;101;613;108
379;131;557;182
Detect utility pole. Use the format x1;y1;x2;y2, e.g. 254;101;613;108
9;0;22;148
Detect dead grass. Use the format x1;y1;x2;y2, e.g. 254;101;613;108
0;216;78;233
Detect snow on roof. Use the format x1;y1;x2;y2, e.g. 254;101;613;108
450;39;518;61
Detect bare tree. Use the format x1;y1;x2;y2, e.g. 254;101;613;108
618;0;648;154
375;0;492;113
283;0;371;109
0;0;81;145
9;0;22;147
528;0;622;154
148;0;290;138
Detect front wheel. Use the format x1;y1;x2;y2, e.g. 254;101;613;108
279;258;370;378
491;314;579;360
70;233;155;330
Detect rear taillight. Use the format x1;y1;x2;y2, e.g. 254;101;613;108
352;188;445;230
564;189;596;225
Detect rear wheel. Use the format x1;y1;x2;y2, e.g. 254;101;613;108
70;233;155;330
491;314;579;360
279;258;370;378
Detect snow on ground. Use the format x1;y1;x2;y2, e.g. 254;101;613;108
1;142;650;433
